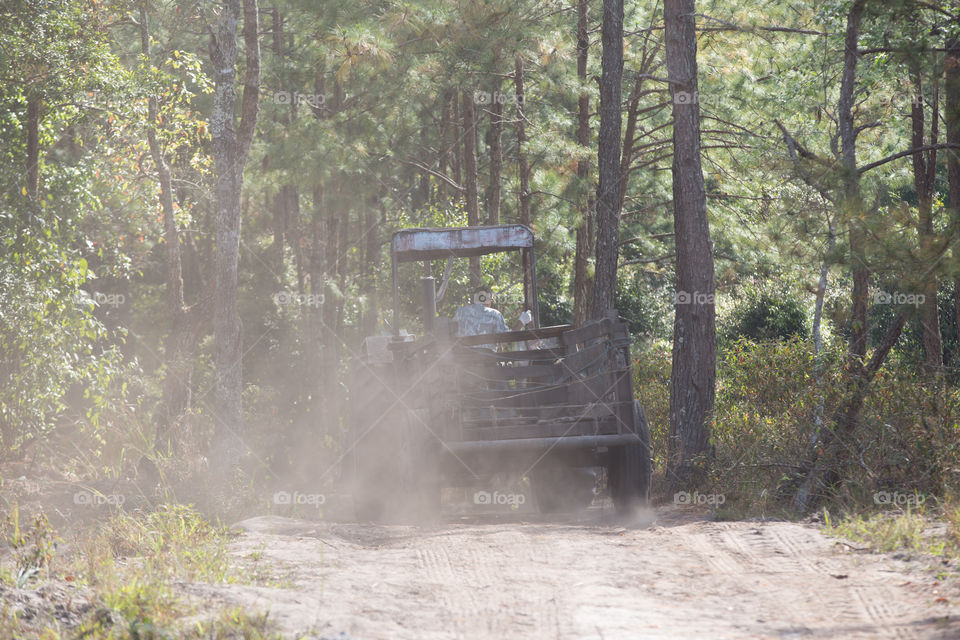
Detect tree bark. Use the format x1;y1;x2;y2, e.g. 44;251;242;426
573;0;594;327
361;188;381;337
947;37;960;350
287;186;304;294
451;91;463;190
439;91;452;200
665;0;716;485
209;0;260;471
462;90;481;286
515;56;532;227
591;0;624;319
841;0;868;371
485;77;503;225
910;68;943;374
273;188;286;285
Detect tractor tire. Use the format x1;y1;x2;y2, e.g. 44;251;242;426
353;408;440;523
531;465;597;513
608;400;652;514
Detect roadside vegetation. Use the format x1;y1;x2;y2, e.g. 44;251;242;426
0;503;284;638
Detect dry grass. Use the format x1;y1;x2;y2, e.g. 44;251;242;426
0;502;283;639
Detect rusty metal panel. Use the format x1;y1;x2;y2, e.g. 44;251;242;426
392;225;534;261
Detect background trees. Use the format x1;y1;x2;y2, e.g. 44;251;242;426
6;0;960;510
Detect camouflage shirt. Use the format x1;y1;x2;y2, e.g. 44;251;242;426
454;303;509;348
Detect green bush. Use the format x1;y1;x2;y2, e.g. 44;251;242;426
711;337;960;513
0;239;123;459
632;338;671;473
721;284;808;344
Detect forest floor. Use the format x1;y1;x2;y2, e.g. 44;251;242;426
187;505;960;639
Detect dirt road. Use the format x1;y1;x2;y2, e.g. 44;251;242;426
182;507;960;639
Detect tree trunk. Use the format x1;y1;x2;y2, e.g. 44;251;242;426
485;77;503;225
515;56;532;227
462;90;481;286
947;37;960;351
791;221;835;511
361;189;381;337
665;0;716;485
439;92;452;201
209;0;260;472
573;0;594;327
287;186;304;294
415;114;431;210
451;91;463;190
619;72;645;211
273;188;286;285
841;0;868;372
590;0;624;319
910;68;943;374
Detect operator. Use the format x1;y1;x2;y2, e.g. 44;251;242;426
454;286;532;349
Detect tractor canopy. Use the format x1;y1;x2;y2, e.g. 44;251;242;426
389;224;539;335
391;224;534;261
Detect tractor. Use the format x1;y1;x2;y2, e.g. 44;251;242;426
345;224;651;520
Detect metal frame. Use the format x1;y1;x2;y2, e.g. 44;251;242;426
390;225;539;336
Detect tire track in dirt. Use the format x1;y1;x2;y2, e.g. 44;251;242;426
702;522;926;640
414;527;561;639
182;511;960;640
851;586;920;640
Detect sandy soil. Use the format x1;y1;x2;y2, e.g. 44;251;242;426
174;506;960;640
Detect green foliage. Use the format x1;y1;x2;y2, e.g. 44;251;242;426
616;274;672;338
0;230;125;458
4;507;58;587
0;0;144;460
632;339;671;473
708;337;960;513
720;283;809;344
824;509;949;557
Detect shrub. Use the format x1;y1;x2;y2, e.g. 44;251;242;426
632;339;671;473
0;242;124;460
711;336;960;514
721;284;808;344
